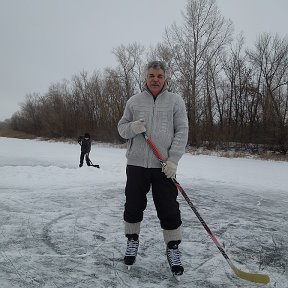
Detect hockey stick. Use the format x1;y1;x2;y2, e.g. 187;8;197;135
142;132;270;284
87;157;100;168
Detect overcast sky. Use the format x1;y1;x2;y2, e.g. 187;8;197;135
1;0;288;121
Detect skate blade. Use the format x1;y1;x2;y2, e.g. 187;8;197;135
173;273;182;281
127;265;132;270
173;274;181;281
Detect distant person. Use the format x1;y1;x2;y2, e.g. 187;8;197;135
117;60;188;276
78;133;91;167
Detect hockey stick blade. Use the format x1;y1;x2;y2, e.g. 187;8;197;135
142;133;270;285
231;263;270;284
87;158;100;168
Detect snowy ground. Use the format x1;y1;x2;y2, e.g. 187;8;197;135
0;136;287;288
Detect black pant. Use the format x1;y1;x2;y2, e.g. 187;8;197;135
80;152;90;166
124;165;181;230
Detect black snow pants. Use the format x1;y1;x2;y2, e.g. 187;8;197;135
80;152;90;166
123;165;182;230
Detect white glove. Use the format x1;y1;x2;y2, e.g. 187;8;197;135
162;160;177;179
131;119;146;134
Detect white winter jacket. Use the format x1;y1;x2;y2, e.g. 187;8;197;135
118;86;189;168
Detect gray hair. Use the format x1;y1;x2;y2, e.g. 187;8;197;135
146;61;167;78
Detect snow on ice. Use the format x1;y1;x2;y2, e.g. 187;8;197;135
0;137;287;287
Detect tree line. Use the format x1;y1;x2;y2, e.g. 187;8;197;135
8;0;288;153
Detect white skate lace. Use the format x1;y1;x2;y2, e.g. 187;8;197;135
125;239;139;257
167;247;182;267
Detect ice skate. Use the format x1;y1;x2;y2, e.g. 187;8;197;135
124;234;139;270
166;240;184;279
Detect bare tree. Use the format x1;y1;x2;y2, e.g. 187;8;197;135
220;34;255;141
112;42;145;98
163;0;233;144
247;33;288;152
17;93;43;134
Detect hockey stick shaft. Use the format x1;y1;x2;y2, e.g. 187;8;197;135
87;156;100;168
142;132;270;284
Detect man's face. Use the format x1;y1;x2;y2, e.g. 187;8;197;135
146;67;166;97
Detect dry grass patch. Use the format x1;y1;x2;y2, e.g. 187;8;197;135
0;129;37;139
186;146;288;162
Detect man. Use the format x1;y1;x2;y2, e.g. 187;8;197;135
117;61;189;276
78;133;91;167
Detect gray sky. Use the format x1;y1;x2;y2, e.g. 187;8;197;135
1;0;287;121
